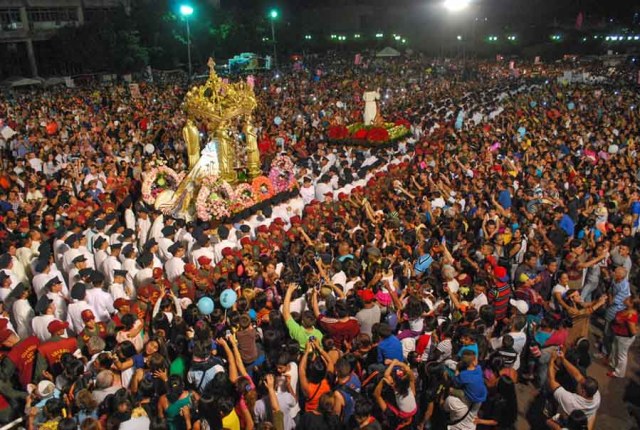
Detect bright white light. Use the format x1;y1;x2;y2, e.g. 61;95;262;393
179;5;194;16
444;0;471;12
457;35;462;40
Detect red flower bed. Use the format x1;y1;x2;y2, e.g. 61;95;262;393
328;125;349;140
367;127;389;142
353;128;369;140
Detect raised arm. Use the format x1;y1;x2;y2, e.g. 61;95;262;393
217;338;238;382
283;283;296;321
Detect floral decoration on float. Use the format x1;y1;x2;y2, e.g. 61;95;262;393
141;165;184;205
195;175;236;222
268;155;297;192
251;176;275;202
230;183;256;212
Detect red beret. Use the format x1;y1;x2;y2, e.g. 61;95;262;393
257;225;269;234
197;256;212;266
290;215;301;225
324;192;333;198
184;263;198;274
221;247;234;257
81;309;95;323
240;237;252;246
338;193;348;201
152;267;164;279
47;320;69;334
114;298;132;309
273;218;285;225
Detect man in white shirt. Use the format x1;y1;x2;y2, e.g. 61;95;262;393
165;243;186;282
157;226;176;263
8;283;33;339
93;237;110;273
62;234;84;275
85;272;115;323
121;245;138;294
101;243;123;285
299;177;316;205
213;226;238;264
548;350;601;430
45;277;69;321
32;296;58;342
66;283;94;335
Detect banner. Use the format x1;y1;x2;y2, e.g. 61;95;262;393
534;56;541;65
355;54;362;65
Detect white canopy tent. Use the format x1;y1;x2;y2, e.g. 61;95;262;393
375;47;401;58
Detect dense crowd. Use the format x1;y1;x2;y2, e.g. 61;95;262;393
0;52;639;430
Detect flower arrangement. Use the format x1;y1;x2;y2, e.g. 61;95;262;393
268;155;296;192
252;176;275;202
394;118;411;129
327;125;349;140
367;127;390;143
231;183;255;212
195;176;236;221
353;128;369;140
141;165;183;205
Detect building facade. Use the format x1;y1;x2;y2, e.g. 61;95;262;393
0;0;123;78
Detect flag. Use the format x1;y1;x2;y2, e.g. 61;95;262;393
354;54;362;65
575;11;584;30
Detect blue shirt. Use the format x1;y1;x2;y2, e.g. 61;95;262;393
377;335;404;364
457;343;479;358
414;254;433;276
606;278;631;322
498;189;512;210
558;214;575;237
453;366;488;403
631;201;640;228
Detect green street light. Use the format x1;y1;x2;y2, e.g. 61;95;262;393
179;5;194;79
270;9;278;19
375;33;384;38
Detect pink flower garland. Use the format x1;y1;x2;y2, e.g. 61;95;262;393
195;176;236;221
268;155;297;193
141;165;183;205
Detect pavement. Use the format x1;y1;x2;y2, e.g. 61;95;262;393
515;320;640;430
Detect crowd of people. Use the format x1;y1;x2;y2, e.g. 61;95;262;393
0;51;638;430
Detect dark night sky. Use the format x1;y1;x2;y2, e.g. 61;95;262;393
226;0;637;24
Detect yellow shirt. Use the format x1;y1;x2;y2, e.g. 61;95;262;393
221;409;241;430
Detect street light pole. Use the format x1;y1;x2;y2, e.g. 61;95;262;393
269;9;279;69
186;17;192;79
179;5;194;80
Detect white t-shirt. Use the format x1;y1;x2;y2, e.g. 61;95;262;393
471;293;488;309
554;386;601;419
551;284;569;311
443;396;478;430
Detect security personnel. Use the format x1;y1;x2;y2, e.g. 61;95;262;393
216;248;238;280
36;320;78;377
0;325;41;388
109;270;131;301
165;242;186;282
77;309;114;349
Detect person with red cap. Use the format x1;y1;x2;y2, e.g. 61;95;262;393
356;289;381;338
0;323;41;389
36;319;79;377
78;309;114;348
112;298;132;327
489;265;512;322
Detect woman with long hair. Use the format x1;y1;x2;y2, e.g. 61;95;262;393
475;375;518;429
158;375;199;430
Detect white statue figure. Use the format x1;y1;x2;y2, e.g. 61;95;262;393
363;89;380;125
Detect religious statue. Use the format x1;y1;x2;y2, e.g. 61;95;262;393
215;122;236;183
363;89;380;125
183;119;201;169
244;116;261;178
